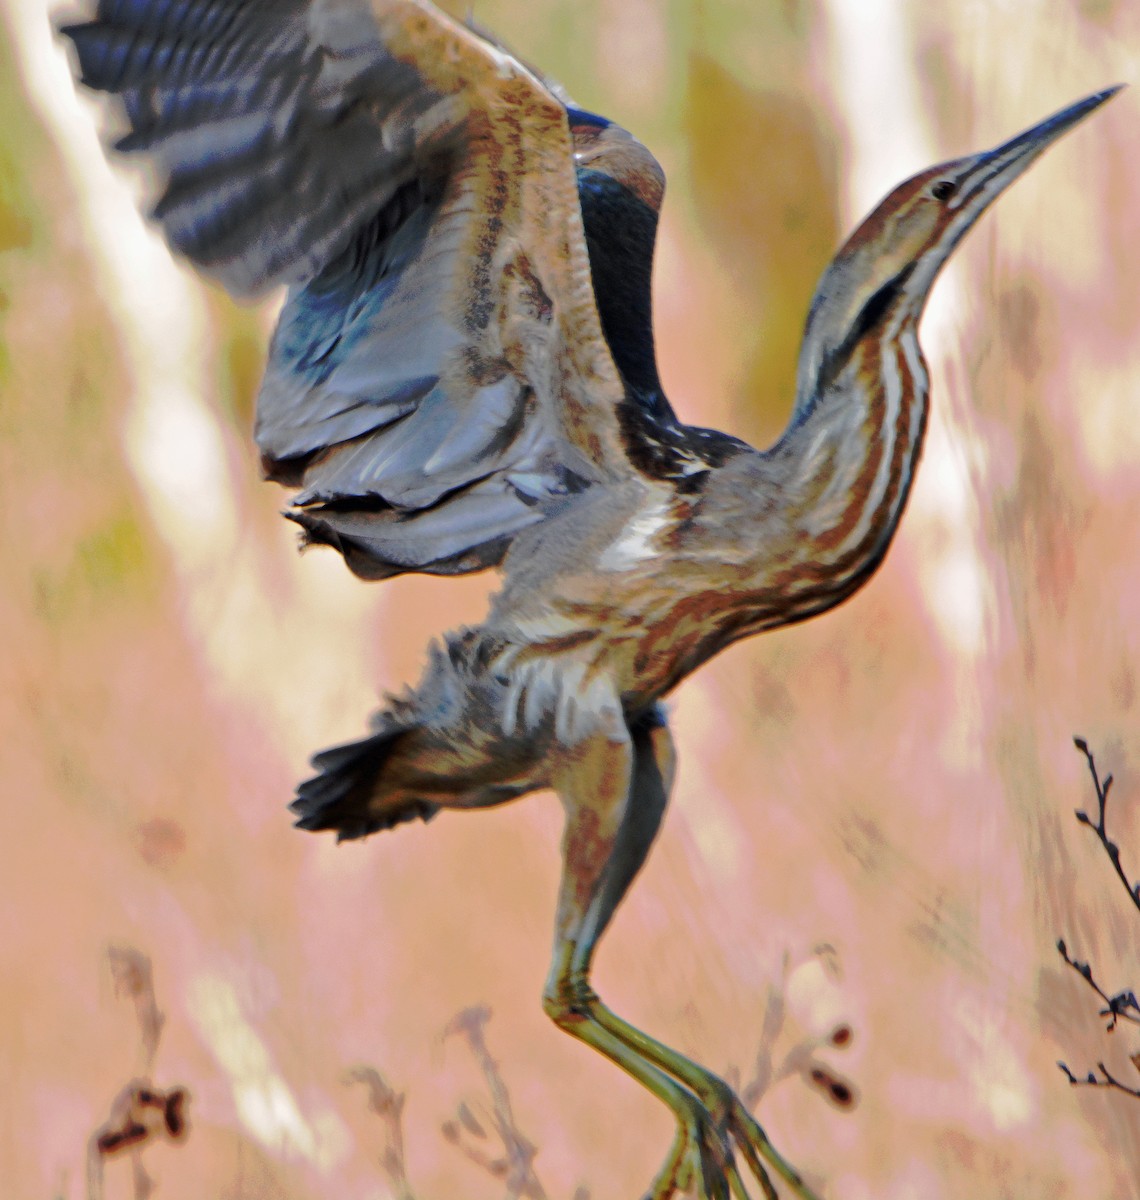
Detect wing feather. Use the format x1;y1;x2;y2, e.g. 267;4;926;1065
64;0;660;578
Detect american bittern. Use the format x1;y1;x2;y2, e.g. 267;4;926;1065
63;2;1116;1196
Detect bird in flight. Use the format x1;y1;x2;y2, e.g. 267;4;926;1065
62;1;1117;1196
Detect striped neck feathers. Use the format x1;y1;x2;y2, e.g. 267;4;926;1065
760;293;931;620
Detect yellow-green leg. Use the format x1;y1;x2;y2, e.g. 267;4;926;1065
546;707;818;1199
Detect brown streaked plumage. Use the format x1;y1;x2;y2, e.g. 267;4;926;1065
61;2;1118;1196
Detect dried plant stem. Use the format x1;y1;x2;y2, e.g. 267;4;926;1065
345;1067;417;1200
443;1006;548;1200
738;949;858;1115
87;949;189;1200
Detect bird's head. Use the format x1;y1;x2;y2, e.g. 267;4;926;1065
796;86;1121;406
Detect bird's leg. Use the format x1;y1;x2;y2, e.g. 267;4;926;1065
545;708;820;1200
543;708;758;1200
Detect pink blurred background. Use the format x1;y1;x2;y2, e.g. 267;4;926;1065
2;1;1139;1196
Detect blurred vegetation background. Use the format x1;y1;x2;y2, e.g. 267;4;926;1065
2;1;1139;1197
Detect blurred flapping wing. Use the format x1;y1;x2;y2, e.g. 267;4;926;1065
63;0;639;578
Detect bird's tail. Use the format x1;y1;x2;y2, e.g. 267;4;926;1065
290;629;539;841
290;718;439;843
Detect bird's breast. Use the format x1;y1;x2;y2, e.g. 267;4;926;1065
497;561;746;713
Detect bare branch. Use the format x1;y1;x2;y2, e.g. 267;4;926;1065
1072;738;1140;917
1058;1059;1140;1100
1057;939;1140;1031
1056;739;1140;1102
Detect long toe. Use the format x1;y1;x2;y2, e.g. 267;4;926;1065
643;1107;701;1200
697;1123;753;1200
645;1107;759;1200
727;1104;817;1200
579;999;812;1198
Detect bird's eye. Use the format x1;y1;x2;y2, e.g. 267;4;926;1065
930;178;957;201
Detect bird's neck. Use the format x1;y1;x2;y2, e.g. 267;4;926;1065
733;314;931;630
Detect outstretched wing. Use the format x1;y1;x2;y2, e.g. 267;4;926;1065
63;0;657;579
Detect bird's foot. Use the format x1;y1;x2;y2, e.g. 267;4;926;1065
644;1090;759;1200
643;1078;830;1200
686;1076;819;1200
583;1000;820;1199
544;978;819;1199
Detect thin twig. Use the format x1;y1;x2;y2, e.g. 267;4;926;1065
1058;1059;1140;1100
1061;740;1140;1033
1055;740;1140;1099
1056;939;1140;1032
1072;737;1140;917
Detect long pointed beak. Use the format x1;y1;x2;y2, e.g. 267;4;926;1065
953;85;1123;214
